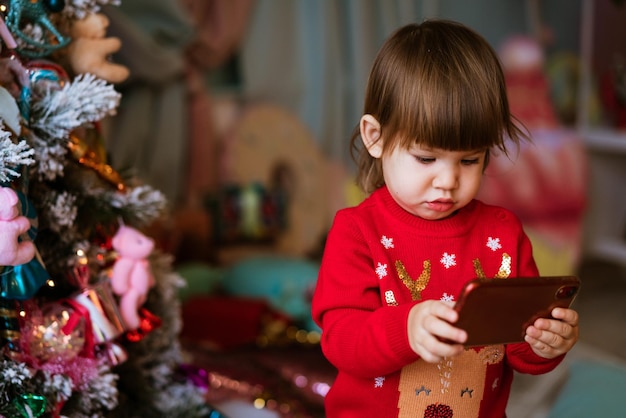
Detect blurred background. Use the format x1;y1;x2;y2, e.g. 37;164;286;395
100;0;626;416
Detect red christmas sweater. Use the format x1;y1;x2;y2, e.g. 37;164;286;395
312;186;564;418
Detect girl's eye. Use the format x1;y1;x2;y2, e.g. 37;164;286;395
461;158;481;165
415;156;435;164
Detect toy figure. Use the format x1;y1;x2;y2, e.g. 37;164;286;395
0;186;35;266
110;225;155;329
65;12;129;84
5;0;70;58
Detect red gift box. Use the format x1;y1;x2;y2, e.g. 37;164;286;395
181;295;289;350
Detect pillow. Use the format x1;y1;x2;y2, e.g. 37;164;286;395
221;255;320;331
176;263;224;302
546;360;626;417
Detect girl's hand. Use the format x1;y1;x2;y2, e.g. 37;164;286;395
525;307;579;359
407;300;467;363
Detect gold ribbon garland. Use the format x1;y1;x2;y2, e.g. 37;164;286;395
67;132;126;192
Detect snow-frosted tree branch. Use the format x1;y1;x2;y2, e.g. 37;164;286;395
30;74;120;141
0;126;35;183
108;185;168;226
63;0;121;20
29;133;68;181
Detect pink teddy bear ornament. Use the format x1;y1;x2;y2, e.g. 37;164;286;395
110;225;155;330
0;186;35;266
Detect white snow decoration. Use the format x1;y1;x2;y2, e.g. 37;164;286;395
0;127;35;183
30;73;120;140
0;86;22;134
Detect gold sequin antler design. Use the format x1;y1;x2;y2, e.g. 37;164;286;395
473;253;512;279
396;260;431;301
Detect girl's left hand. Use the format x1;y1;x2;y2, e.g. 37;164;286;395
524;307;579;359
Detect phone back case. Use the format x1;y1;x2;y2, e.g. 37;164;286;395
454;276;580;347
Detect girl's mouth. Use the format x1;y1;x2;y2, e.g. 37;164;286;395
427;200;454;212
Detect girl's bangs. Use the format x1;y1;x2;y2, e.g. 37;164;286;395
393;75;506;152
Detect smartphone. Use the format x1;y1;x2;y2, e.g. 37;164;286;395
453;275;580;347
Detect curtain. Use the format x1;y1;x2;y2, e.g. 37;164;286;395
238;0;578;170
103;0;194;206
239;0;426;171
103;0;255;207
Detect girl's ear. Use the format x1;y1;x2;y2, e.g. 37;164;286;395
360;114;383;158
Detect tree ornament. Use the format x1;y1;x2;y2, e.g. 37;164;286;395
0;250;49;300
27;300;86;362
73;279;125;345
43;0;65;14
110;225;155;330
0;13;19;50
0;86;22;135
0;189;48;300
66;244;90;289
124;307;161;342
11;394;46;418
27;59;69;86
72;279;128;365
67;129;126;191
0;186;34;265
72;281;128;366
5;0;71;58
66;12;129;84
0;53;33;122
0;298;21;358
14;188;38;242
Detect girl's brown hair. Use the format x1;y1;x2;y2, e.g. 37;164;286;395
351;19;528;193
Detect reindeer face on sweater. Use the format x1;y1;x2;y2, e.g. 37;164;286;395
397;345;504;417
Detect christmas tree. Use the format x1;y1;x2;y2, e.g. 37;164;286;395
0;1;213;416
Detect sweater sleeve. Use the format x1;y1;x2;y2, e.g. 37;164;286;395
312;210;419;378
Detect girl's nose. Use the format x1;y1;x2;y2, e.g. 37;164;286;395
433;167;459;190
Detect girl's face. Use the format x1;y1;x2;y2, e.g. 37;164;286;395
381;142;486;220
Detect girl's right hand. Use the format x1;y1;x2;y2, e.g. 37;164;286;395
407;300;467;363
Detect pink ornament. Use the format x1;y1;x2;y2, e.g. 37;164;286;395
0;187;35;266
110;225;155;330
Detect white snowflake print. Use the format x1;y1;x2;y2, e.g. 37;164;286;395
380;235;394;249
440;293;455;302
375;262;388;279
486;237;502;251
374;376;385;388
440;252;456;269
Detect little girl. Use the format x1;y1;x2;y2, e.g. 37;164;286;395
311;19;579;417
